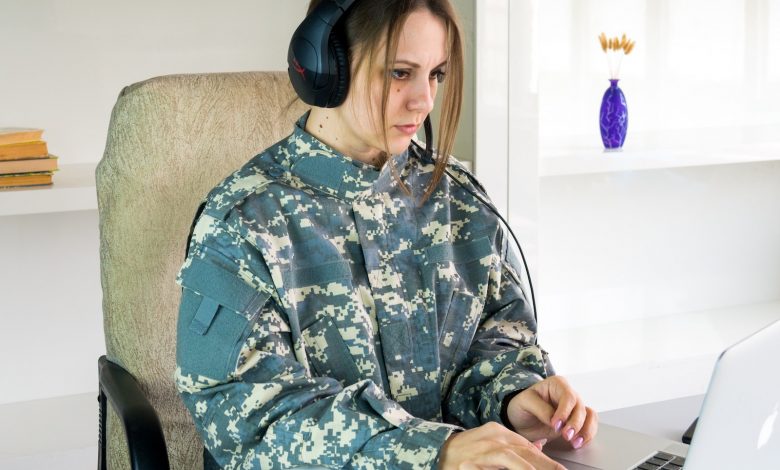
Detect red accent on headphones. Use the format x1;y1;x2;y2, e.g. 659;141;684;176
292;58;306;81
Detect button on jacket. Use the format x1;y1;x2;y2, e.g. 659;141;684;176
175;112;553;469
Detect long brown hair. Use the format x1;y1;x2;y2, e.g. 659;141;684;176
303;0;464;205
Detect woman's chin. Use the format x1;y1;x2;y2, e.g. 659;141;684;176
389;136;414;155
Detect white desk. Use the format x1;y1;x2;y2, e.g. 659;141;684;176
599;394;705;442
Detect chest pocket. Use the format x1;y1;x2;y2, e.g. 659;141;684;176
425;236;493;333
438;290;484;394
282;260;364;386
426;235;493;284
177;257;271;382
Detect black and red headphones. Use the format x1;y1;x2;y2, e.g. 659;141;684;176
287;0;357;108
286;0;436;155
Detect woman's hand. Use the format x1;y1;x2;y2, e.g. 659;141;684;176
438;421;566;470
505;376;598;450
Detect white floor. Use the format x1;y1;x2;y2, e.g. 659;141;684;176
0;392;97;469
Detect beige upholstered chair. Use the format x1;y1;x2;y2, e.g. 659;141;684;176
96;71;308;469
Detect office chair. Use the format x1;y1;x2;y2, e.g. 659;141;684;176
96;71;308;469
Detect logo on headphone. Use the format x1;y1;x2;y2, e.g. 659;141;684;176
292;58;306;81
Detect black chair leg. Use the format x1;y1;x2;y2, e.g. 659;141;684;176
97;355;170;470
98;389;107;470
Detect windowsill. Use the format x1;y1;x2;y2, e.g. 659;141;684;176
0;163;98;217
538;125;780;177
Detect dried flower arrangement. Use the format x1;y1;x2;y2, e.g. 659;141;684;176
599;32;636;79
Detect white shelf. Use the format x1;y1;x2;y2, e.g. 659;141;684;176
0;392;95;460
539;125;780;177
539;301;780;411
0;163;98;217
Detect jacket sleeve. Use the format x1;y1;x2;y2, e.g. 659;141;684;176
443;225;554;430
175;214;459;470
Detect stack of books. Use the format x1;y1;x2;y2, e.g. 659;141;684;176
0;128;58;189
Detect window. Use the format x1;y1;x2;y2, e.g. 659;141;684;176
537;0;780;144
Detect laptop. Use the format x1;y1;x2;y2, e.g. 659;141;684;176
543;318;780;469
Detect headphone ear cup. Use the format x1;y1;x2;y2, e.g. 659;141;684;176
329;32;350;107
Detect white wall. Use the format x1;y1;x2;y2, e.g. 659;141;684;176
539;162;780;331
0;0;308;405
0;0;309;165
0;211;102;404
0;0;476;167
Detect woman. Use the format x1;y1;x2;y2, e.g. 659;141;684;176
175;1;598;468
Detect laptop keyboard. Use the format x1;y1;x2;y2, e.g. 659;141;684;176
633;451;686;469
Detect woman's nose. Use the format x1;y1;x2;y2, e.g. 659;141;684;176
406;78;435;113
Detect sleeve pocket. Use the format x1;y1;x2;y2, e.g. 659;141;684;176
176;285;271;382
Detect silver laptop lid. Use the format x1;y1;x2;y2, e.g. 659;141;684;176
684;318;780;469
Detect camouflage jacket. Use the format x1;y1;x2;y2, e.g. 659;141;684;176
175;112;553;469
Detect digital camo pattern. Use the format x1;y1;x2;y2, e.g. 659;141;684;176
175;112;553;469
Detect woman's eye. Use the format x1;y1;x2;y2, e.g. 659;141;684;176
391;69;410;80
431;70;447;83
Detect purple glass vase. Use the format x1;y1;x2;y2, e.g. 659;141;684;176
599;79;628;150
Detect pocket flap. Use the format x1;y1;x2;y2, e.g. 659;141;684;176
425;236;493;264
281;260;353;287
177;288;260;381
190;296;220;335
181;256;269;316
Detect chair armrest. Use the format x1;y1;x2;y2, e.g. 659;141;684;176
98;355;170;470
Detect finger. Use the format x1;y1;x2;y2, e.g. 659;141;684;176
561;400;587;442
472;447;533;470
533;438;548;451
459;462;481;470
513;444;568;470
571;406;600;450
548;380;579;436
514;389;557;430
464;462;501;470
477;421;533;447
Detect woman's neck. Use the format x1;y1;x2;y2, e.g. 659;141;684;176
305;107;385;168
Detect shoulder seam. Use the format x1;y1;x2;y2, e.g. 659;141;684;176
446;158;488;197
203;168;276;220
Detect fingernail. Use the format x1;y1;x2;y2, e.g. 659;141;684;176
565;428;575;440
554;420;563;432
573;436;584;449
533;438;548;449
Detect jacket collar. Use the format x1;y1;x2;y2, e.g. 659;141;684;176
280;111;384;201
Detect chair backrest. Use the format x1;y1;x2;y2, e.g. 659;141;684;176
97;71;308;469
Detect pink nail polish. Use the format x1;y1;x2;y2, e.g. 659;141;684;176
565;428;575;440
534;438;548;449
554;420;563;432
573;437;584;449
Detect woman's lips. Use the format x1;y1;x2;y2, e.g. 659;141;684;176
395;124;419;136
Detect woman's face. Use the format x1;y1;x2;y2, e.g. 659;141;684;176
339;8;449;159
